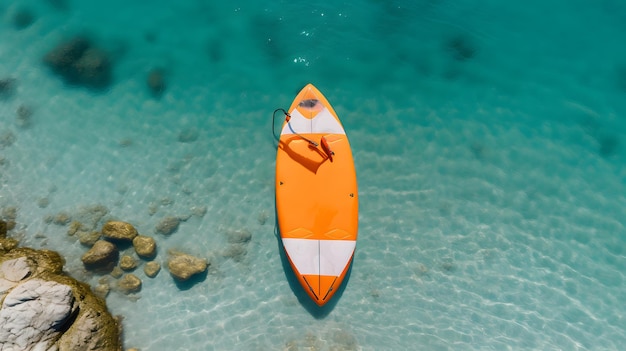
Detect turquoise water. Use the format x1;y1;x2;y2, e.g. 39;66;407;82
1;0;625;350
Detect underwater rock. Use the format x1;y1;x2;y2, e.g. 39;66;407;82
191;206;207;218
257;210;269;225
12;8;36;29
0;78;17;97
109;267;124;279
52;212;71;225
119;255;137;271
132;235;156;258
0;237;19;253
54;213;72;225
0;130;17;149
118;138;133;147
167;251;207;281
75;48;111;86
222;244;247;262
226;229;252;244
224;229;252;262
78;230;101;246
446;35;476;61
0;219;7;238
37;197;50;208
102;220;138;241
75;204;109;231
143;261;160;278
147;68;166;98
44;37;91;73
178;128;199;143
2;207;18;222
0;247;121;351
1;207;18;232
16;104;33;129
67;221;83;235
93;283;110;299
43;36;112;89
81;240;118;270
155;216;180;235
117;274;142;294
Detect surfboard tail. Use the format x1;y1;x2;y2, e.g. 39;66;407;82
282;238;355;306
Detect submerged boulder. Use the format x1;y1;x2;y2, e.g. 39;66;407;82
16;104;34;129
143;261;161;278
101;221;138;241
147;68;166;98
0;77;17;97
167;251;207;281
226;229;252;244
155;216;180;235
81;240;118;270
117;274;142;294
0;219;7;237
132;235;156;258
43;36;112;89
78;230;101;246
119;255;138;271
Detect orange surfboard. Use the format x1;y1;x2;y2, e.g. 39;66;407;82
275;84;358;306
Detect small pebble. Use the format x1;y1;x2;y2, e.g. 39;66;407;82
143;261;161;278
119;255;138;271
118;274;142;294
155;216;180;235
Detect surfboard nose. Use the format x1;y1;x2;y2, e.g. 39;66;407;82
296;84;324;116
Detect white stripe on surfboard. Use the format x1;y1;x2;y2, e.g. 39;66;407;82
282;238;355;276
280;108;346;135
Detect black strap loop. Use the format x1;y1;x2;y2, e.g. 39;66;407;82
272;108;290;142
272;108;318;147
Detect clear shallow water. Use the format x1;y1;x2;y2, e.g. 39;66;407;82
1;0;625;350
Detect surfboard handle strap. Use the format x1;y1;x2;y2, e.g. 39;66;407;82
272;108;318;147
272;108;289;142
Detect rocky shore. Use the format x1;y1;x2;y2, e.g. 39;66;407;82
0;227;122;351
0;209;217;350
